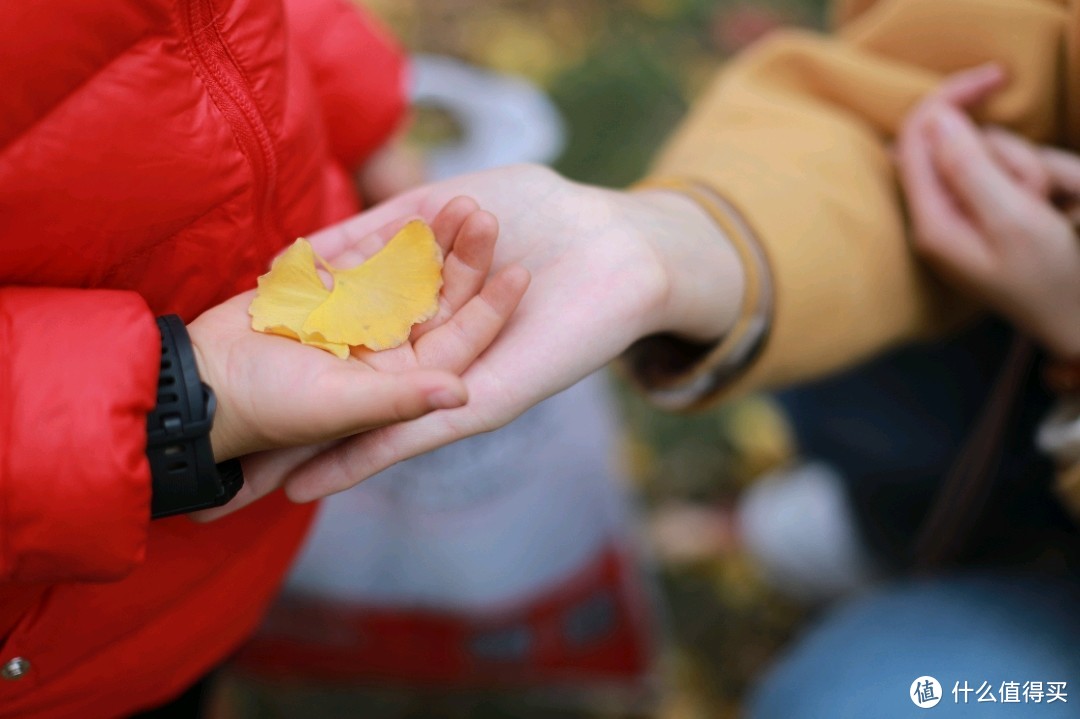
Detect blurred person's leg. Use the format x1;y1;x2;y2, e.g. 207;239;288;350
747;573;1080;718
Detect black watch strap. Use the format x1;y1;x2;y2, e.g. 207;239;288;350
147;315;243;518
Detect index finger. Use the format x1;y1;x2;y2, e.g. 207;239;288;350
931;63;1007;108
896;100;989;275
929;104;1034;231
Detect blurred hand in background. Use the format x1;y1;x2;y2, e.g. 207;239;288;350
897;64;1080;360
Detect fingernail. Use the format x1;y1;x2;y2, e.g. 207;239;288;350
428;389;465;410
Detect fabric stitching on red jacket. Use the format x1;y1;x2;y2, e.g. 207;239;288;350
0;35;153;158
199;0;287;240
97;187;248;293
173;0;285;243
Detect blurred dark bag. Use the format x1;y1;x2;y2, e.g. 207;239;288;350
913;333;1080;570
778;319;1077;574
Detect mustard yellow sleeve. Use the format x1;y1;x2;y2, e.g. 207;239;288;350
640;0;1068;401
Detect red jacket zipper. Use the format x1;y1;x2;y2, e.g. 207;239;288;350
179;0;282;243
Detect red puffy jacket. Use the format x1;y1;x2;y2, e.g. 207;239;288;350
0;1;406;715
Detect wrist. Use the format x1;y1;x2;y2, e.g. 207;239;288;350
627;188;745;342
147;316;244;517
187;322;241;461
615;179;774;408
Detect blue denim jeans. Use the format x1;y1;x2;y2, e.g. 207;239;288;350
748;574;1080;718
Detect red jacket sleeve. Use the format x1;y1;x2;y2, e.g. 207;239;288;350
0;287;158;583
285;0;409;170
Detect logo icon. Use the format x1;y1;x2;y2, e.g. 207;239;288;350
911;676;943;708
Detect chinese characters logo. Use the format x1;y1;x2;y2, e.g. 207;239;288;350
910;677;1068;709
911;676;943;708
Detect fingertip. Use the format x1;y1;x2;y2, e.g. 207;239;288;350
431;196;481;254
283;480;320;505
449;209;500;272
428;387;467;410
967;61;1007;83
421;372;468;408
459;209;500;246
500;264;532;293
484;264;532;309
447;195;481;215
433;196;480;225
472;209;499;235
937;62;1008;107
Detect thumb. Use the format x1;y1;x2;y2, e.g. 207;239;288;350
315;366;468;439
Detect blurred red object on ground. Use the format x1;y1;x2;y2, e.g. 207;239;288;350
231;544;656;691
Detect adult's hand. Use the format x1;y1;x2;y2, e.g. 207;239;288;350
897;64;1080;358
187;197;528;520
282;164;745;502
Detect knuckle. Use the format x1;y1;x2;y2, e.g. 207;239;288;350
475;289;504;321
445;315;476;355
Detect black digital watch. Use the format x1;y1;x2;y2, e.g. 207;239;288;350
147;315;243;518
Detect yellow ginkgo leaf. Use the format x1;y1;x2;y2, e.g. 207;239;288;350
248;221;445;357
296;334;352;359
302;220;444;350
248;238;351;358
249;238;328;337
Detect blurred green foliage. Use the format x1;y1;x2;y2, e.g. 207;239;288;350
371;0;825;189
551;39;689;187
